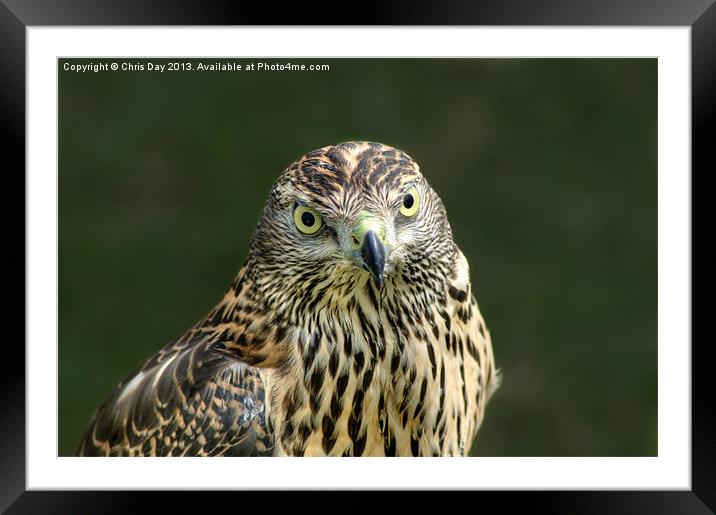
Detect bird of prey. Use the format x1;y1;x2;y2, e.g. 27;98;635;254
77;141;498;457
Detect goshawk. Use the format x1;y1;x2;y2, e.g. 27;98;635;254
77;141;498;457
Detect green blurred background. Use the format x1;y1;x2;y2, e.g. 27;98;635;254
59;58;657;457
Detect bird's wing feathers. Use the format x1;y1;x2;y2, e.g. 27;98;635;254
77;335;275;456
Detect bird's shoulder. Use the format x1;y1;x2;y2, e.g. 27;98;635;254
446;245;499;402
77;332;275;457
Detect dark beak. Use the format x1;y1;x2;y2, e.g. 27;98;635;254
360;230;387;289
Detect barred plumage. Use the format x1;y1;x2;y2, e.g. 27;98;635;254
77;141;498;457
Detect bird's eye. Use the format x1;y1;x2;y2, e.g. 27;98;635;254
400;186;421;217
293;205;323;235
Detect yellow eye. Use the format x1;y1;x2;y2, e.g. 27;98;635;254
400;186;420;217
293;205;323;235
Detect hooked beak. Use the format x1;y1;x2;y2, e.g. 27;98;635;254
360;230;387;289
352;211;388;288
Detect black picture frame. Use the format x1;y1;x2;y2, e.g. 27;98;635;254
1;1;713;512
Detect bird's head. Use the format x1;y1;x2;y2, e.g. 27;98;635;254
247;142;455;309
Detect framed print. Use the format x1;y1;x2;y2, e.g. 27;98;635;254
2;0;713;512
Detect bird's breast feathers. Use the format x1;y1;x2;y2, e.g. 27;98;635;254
257;245;495;457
